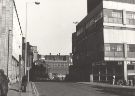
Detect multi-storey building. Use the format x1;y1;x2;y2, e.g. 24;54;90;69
45;53;72;80
0;0;23;83
72;0;135;83
0;0;13;77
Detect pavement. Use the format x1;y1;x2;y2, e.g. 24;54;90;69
8;81;135;96
7;82;38;96
78;82;135;96
78;82;135;89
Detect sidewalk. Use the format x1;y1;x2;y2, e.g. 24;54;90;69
78;82;135;96
78;82;135;89
7;82;35;96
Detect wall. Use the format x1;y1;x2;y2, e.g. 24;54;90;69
104;29;135;44
87;0;102;14
0;0;13;76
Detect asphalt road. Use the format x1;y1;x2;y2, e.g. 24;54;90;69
35;82;134;96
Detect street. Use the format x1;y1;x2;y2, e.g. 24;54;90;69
34;82;135;96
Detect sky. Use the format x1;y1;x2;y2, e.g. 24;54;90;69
15;0;87;55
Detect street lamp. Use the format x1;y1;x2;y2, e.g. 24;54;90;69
35;2;40;5
24;1;40;82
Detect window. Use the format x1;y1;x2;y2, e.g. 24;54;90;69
63;56;66;61
105;43;123;52
105;44;110;51
127;65;134;70
126;11;135;25
104;9;123;24
110;44;117;51
117;45;123;51
127;44;135;52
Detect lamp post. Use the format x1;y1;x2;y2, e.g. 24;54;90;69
24;1;40;82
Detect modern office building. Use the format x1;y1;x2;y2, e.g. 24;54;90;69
72;0;135;83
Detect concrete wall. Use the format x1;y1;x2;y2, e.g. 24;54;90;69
104;29;135;44
12;6;22;61
0;0;22;83
103;0;135;11
87;0;102;14
0;0;13;76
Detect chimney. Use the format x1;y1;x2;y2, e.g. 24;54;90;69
50;53;51;55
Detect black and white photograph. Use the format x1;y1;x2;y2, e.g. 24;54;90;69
0;0;135;96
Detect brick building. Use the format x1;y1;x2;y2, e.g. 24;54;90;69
44;53;72;80
72;0;135;83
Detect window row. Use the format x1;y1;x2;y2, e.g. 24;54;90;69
49;64;69;67
104;0;135;4
104;9;123;24
104;9;135;25
104;44;135;52
105;44;123;52
104;16;122;24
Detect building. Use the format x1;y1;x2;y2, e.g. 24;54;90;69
0;0;13;77
0;0;23;83
72;0;135;83
31;46;38;63
45;53;72;80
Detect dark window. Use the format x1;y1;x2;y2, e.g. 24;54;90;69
127;44;135;52
63;56;66;61
127;65;134;70
105;43;123;52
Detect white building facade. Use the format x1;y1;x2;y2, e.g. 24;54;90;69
103;0;135;83
0;0;23;83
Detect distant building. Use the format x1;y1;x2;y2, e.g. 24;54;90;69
44;53;72;80
31;46;38;63
72;0;135;83
39;54;45;60
27;42;33;69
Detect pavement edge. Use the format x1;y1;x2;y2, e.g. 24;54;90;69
31;82;39;96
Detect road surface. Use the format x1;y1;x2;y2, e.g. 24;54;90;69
35;82;134;96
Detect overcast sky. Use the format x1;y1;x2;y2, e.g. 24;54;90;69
15;0;87;55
